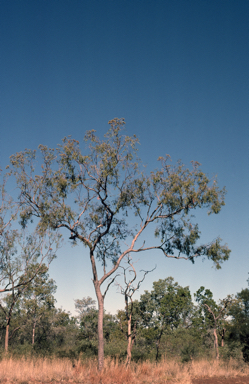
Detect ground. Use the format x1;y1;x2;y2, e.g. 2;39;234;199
193;377;249;384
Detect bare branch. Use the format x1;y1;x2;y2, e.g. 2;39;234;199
103;273;120;299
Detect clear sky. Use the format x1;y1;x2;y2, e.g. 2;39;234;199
1;0;248;315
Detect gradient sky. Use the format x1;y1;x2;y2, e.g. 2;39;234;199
1;0;248;315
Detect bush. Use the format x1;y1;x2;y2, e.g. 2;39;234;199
220;342;244;362
181;344;200;363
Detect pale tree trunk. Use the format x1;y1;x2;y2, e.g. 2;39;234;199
213;328;219;360
95;283;105;371
203;303;227;361
32;318;37;345
126;313;132;366
4;311;20;352
89;244;121;371
5;321;9;352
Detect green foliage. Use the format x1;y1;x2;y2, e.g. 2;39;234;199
140;278;192;330
228;288;249;361
1;278;249;364
9;118;230;271
0;224;59;353
140;277;192;359
194;286;218;329
19;263;57;346
74;296;120;356
219;341;243;362
116;301;142;337
181;344;199;363
74;296;96;321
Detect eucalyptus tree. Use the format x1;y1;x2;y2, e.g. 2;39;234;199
9;118;230;369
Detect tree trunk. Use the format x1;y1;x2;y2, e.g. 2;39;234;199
95;284;105;371
5;322;9;352
213;328;219;360
126;313;132;366
221;328;226;347
156;327;164;362
32;319;37;345
131;320;137;348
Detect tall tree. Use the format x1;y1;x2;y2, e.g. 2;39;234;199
9;118;230;369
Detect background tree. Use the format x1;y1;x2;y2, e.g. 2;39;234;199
75;297;118;359
0;292;22;352
9;118;230;369
0;229;58;352
194;286;231;360
140;277;192;360
49;308;78;358
74;296;98;356
228;286;249;361
20;263;57;346
116;256;155;365
74;296;96;323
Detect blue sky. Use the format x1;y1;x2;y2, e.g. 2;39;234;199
1;0;248;315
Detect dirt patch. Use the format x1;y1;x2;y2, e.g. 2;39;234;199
192;376;249;384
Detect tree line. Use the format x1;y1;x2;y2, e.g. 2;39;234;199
0;118;233;369
1;266;249;365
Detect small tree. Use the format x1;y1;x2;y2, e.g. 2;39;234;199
116;256;155;365
194;287;231;360
20;263;57;346
9;118;230;369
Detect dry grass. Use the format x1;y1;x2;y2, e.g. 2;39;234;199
0;356;248;383
189;358;249;379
